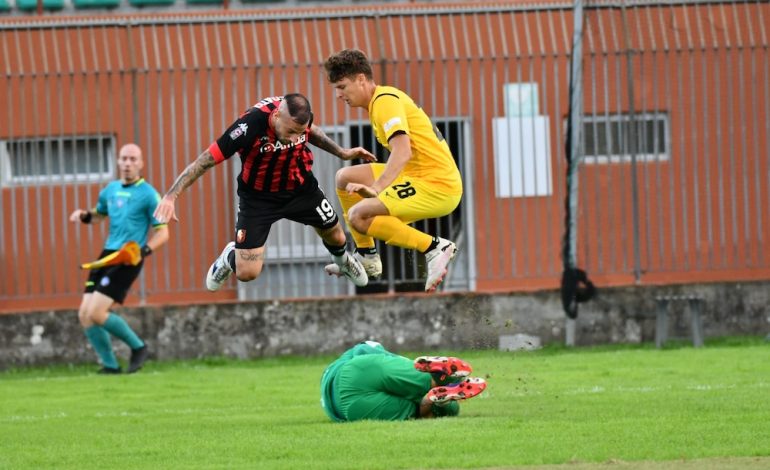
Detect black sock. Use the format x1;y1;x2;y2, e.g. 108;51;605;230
356;247;378;256
323;241;347;257
227;250;236;272
424;237;440;253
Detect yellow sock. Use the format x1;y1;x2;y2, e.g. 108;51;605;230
367;216;433;252
336;188;375;249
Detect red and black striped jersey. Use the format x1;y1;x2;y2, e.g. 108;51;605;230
208;96;315;195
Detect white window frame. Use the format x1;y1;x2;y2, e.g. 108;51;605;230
581;112;670;164
0;135;116;187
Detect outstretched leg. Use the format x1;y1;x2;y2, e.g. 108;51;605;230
80;290;147;374
317;223;368;287
205;242;268;291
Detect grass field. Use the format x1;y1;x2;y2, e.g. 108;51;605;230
1;337;769;469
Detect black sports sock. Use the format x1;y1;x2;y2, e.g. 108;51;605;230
423;237;440;253
323;241;347;257
227;250;236;272
356;247;378;256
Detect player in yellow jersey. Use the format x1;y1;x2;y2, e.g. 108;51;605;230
323;49;463;292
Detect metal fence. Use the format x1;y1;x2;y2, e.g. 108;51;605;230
576;1;770;285
0;1;769;313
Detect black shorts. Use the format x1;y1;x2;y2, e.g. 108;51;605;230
84;249;144;304
235;183;339;249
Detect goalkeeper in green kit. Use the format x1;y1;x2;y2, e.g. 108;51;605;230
320;341;487;422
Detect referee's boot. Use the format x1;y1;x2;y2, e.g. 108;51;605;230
128;345;149;374
206;241;235;291
324;252;368;287
424;237;458;292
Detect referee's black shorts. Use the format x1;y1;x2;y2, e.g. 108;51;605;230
84;249;144;304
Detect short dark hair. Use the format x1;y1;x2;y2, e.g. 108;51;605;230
283;93;313;125
324;49;373;83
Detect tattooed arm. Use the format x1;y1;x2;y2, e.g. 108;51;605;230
164;150;217;199
152;150;216;223
308;124;345;157
308;124;377;162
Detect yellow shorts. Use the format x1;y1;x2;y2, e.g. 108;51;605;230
371;163;462;224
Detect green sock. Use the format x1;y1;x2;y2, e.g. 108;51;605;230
431;401;460;417
102;313;144;350
84;326;119;369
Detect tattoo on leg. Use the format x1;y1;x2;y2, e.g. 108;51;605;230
239;251;264;262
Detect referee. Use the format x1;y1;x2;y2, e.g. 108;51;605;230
69;143;168;374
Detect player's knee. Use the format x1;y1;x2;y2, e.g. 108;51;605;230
77;309;92;327
236;267;261;282
80;308;105;326
237;273;258;282
334;167;351;189
347;208;366;233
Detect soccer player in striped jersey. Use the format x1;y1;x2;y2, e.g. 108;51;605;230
153;94;376;290
323;49;463;292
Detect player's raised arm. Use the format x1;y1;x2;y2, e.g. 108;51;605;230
153;150;216;223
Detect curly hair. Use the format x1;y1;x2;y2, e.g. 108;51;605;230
324;49;373;83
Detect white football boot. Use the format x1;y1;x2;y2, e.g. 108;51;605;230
323;252;369;287
424;237;457;292
205;241;235;291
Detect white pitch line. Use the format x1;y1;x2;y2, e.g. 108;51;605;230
500;381;769;397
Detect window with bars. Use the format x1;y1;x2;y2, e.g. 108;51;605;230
582;113;669;164
0;136;116;186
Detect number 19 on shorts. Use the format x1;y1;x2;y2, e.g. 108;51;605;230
316;199;335;222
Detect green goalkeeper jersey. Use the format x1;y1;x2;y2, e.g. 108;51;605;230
320;341;459;422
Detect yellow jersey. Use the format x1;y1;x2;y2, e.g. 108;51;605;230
368;85;462;195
